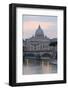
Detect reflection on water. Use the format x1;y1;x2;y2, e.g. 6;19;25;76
23;59;57;75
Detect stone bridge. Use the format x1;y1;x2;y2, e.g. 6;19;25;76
23;50;55;60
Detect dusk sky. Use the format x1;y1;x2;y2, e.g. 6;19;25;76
22;15;57;39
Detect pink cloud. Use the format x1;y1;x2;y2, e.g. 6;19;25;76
22;20;57;39
23;21;55;31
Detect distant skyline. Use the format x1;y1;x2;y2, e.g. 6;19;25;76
22;15;57;39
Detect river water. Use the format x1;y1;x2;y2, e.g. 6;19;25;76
23;59;57;75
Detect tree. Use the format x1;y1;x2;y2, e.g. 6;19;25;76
49;41;57;46
49;41;57;59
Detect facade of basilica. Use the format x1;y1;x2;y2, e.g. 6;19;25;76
23;25;57;53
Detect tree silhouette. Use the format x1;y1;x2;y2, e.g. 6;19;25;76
49;41;57;59
49;41;57;47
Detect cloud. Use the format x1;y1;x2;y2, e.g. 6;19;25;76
22;20;57;39
23;20;56;31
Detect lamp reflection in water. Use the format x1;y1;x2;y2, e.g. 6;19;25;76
23;59;57;75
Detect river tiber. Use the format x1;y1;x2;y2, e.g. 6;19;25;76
23;25;57;75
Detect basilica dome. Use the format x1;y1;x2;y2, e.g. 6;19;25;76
35;25;44;39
